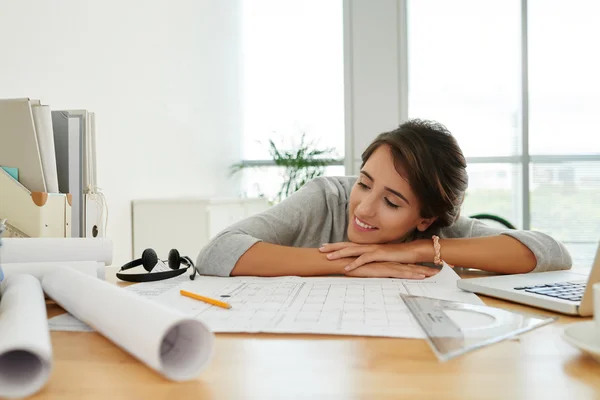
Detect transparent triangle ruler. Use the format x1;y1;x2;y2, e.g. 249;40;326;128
400;294;557;361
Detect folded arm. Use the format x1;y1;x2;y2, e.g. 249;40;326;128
231;242;439;278
324;217;573;275
195;177;352;277
230;242;347;276
440;216;573;273
412;235;537;273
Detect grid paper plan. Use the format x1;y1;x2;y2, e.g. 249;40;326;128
134;265;483;338
48;265;484;338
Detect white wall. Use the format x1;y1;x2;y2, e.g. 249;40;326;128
343;0;408;174
0;0;243;267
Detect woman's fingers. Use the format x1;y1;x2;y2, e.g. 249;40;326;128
347;267;426;279
399;264;440;277
318;242;360;253
385;265;439;278
346;263;440;279
342;248;414;271
392;271;427;279
409;264;440;277
344;252;380;271
325;245;376;260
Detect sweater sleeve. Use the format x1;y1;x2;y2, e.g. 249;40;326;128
195;177;337;277
440;216;573;273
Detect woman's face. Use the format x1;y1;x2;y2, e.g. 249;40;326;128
347;145;435;244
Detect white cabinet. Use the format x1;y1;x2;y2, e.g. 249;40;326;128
131;197;271;262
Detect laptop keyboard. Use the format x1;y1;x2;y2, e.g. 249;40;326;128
514;281;586;302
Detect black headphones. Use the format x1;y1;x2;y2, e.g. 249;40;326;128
116;248;199;283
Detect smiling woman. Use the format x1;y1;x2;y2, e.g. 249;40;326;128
196;119;572;279
347;121;468;246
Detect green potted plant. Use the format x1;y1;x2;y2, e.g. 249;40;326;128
230;133;339;203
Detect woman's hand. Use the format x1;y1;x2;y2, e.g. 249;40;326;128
320;242;419;272
344;262;440;279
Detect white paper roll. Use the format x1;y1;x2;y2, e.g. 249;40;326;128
1;238;113;265
0;274;53;399
1;261;103;281
42;267;214;381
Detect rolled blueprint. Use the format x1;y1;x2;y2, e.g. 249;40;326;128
1;238;113;265
42;267;214;381
0;274;53;399
2;261;104;281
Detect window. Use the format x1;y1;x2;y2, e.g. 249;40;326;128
461;164;522;229
529;0;600;156
408;0;600;266
529;0;600;267
408;0;521;158
240;0;345;200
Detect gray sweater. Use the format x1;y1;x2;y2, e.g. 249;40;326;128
196;176;572;277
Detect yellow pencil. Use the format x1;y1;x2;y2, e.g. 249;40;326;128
180;289;232;309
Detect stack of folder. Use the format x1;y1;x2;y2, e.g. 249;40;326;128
0;98;106;239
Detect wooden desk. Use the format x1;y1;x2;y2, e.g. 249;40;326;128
35;268;600;400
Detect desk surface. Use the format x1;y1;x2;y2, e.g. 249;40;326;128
35;268;600;400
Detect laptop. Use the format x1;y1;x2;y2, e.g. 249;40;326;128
457;242;600;316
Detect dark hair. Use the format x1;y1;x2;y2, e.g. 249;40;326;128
360;119;468;230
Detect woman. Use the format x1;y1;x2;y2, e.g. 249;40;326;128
197;119;572;278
